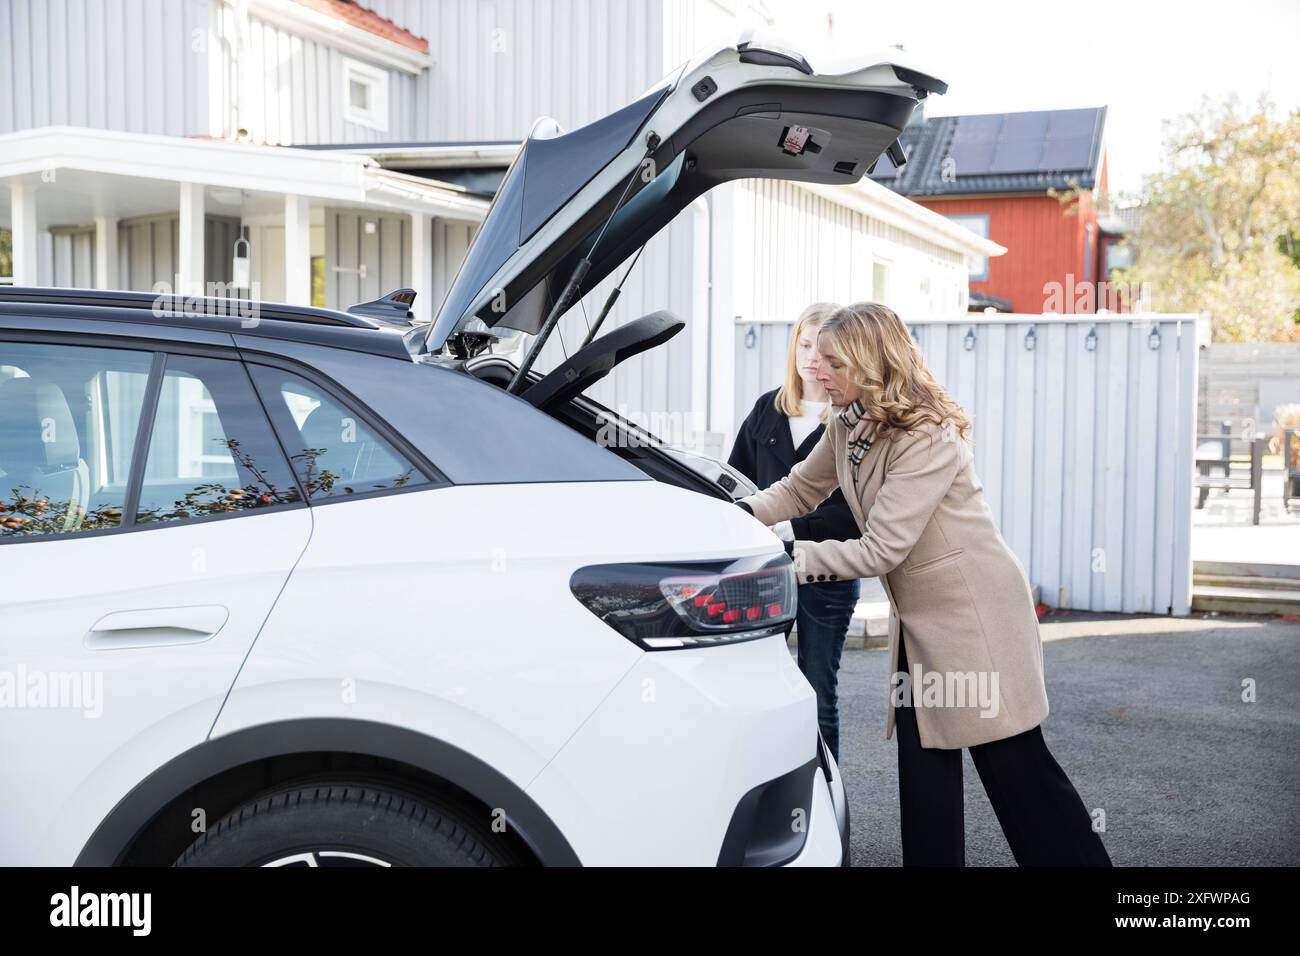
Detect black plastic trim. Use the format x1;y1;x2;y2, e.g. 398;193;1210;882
891;65;949;96
120;351;167;530
0;301;413;361
74;718;581;867
716;757;818;866
521;310;683;410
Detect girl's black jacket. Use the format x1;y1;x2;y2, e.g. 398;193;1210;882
727;388;860;543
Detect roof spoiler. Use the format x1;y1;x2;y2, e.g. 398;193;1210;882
892;65;948;97
348;288;418;324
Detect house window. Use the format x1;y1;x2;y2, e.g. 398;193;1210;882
0;227;12;284
945;214;990;281
1105;241;1135;279
872;261;890;306
342;57;389;132
311;256;326;307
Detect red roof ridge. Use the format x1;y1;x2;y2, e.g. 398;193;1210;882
292;0;429;55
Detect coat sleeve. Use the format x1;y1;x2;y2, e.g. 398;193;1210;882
789;487;859;543
737;425;839;526
792;426;965;581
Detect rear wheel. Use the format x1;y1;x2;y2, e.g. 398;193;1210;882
175;782;523;867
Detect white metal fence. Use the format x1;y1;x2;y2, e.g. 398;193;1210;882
734;313;1200;615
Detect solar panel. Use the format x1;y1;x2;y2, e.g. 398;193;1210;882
1039;109;1100;170
988;111;1048;173
874;108;1103;189
946;114;1001;176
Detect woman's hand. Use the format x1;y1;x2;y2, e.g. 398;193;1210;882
770;520;795;543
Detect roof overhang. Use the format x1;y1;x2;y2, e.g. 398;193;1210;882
250;0;432;75
302;142;523;170
800;176;1006;259
0;127;488;222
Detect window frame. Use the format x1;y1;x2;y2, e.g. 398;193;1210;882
0;331;452;547
944;213;991;282
0;332;311;546
341;56;390;132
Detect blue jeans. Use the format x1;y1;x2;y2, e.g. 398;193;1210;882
793;578;860;762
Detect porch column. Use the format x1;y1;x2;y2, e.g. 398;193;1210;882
93;216;119;290
284;194;311;305
178;182;205;296
9;181;39;286
410;211;433;325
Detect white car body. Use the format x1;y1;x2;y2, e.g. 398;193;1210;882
0;31;942;866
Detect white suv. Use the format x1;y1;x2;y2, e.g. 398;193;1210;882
0;36;945;866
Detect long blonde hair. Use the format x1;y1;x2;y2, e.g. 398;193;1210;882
775;301;839;419
820;301;973;443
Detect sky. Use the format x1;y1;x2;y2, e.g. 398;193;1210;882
763;0;1300;197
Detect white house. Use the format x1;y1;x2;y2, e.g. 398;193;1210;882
0;0;1002;451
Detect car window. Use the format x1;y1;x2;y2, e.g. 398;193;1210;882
247;364;429;499
1;341;152;538
135;354;302;524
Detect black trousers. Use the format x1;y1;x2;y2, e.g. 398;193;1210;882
894;624;1112;867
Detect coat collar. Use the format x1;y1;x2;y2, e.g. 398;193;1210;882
755;396;825;468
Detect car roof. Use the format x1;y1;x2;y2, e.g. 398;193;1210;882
0;287;417;361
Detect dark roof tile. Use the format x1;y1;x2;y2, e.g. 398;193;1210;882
872;106;1106;197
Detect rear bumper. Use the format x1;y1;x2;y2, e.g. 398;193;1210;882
524;633;845;865
819;732;851;867
783;763;848;867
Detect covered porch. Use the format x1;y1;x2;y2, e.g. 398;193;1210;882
0;126;489;323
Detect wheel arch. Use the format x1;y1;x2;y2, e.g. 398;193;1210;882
75;718;581;867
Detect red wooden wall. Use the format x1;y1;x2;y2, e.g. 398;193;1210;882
917;192;1102;312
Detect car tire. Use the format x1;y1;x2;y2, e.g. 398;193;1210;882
175;781;523;867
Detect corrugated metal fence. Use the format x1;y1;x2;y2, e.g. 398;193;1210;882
735;313;1200;615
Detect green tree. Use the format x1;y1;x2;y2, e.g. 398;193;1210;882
1113;96;1300;342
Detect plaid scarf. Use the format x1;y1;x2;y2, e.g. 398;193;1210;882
838;399;874;482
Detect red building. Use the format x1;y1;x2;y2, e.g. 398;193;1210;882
872;106;1129;313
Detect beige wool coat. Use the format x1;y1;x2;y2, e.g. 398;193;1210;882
740;413;1050;750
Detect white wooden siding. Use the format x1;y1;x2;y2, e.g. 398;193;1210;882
734;314;1199;615
216;9;422;144
44;226;95;287
737;180;969;323
365;0;667;140
111;213;240;292
0;0;208;136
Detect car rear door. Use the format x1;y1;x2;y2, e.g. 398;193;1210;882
0;333;312;865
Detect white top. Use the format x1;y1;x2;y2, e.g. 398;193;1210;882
789;399;828;450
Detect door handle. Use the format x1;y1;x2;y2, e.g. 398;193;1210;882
84;606;230;650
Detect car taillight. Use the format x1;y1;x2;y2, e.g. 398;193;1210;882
569;554;797;650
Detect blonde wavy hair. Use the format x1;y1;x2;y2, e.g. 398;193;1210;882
774;301;840;420
820;301;973;443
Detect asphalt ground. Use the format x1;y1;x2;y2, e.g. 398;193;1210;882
812;612;1300;866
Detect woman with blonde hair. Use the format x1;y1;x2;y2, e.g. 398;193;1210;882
728;302;861;762
737;302;1111;867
